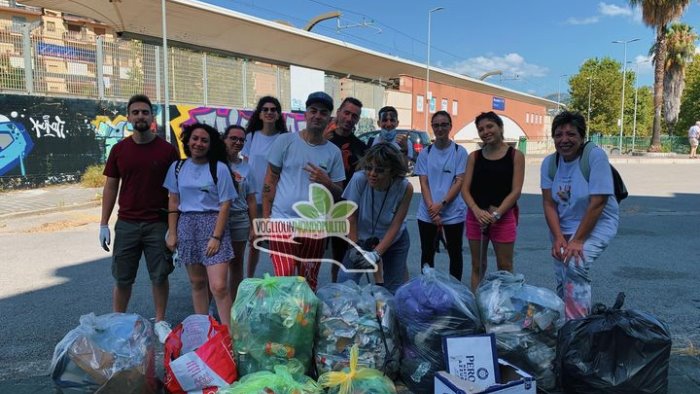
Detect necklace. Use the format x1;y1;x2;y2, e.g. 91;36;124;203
302;130;323;147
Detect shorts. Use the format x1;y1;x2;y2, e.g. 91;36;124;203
690;137;698;147
112;219;174;286
177;212;234;266
466;206;518;243
228;210;250;242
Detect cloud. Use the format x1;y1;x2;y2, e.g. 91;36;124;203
445;53;549;80
598;2;633;17
565;16;600;25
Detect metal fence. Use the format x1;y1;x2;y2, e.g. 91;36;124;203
0;27;299;110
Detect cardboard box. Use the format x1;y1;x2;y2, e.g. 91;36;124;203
443;334;499;387
435;359;536;394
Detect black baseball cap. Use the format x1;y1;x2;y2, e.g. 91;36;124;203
306;91;334;112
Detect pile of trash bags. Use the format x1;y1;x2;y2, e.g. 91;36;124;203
318;345;397;394
231;274;319;376
393;267;481;394
50;313;156;393
556;293;672;394
315;281;399;377
476;271;565;390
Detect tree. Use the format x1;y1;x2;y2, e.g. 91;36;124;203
652;23;698;132
568;58;636;136
677;54;700;134
628;0;692;151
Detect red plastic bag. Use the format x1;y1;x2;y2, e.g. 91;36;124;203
164;315;238;393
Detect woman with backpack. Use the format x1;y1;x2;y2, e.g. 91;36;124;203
164;123;237;329
415;111;469;281
243;96;288;278
460;111;525;292
541;111;619;320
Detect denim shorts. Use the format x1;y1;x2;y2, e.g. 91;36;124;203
228;210;250;242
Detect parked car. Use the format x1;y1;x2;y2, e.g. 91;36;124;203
356;130;432;175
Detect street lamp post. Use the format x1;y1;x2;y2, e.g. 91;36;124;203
612;38;640;154
425;6;444;131
557;74;568;112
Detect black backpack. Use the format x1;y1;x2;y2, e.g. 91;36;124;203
547;141;628;203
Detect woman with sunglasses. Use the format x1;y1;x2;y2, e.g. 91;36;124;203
243;96;288;278
460;111;525;292
224;125;256;301
337;143;413;294
415;111;468;280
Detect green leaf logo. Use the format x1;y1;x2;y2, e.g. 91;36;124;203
330;201;357;219
293;202;321;219
310;184;332;215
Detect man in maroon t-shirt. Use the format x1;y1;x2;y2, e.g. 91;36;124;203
99;94;179;343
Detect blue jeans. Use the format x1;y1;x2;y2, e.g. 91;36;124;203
553;235;609;320
338;229;410;294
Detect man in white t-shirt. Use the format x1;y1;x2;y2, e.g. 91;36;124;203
262;91;345;290
688;121;700;158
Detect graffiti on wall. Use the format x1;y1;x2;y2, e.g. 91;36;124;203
0;94;310;187
0;114;34;176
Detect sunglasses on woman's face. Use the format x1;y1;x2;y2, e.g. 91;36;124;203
228;136;245;143
364;165;387;174
261;107;278;113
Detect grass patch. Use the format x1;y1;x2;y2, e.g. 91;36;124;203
81;164;106;188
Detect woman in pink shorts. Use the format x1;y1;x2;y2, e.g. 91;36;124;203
460;111;525;291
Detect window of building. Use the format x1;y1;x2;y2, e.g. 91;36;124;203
417;95;424;112
429;97;436;113
67;24;81;33
46;21;56;32
94;27;106;36
452;100;458;116
525;113;530;124
441;98;448;111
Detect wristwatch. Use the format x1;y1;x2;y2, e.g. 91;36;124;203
492;211;501;220
442;200;448;206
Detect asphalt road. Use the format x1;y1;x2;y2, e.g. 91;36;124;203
1;161;699;392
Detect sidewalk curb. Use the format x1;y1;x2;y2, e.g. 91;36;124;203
0;200;100;221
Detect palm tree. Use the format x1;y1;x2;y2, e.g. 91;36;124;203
660;23;697;133
628;0;692;151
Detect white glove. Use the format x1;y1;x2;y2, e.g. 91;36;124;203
100;225;111;251
348;248;381;270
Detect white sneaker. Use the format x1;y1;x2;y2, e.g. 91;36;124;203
154;320;172;344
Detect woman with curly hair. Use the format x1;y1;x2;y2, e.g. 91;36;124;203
164;123;237;328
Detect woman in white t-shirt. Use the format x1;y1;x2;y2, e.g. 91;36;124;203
540;111;619;320
164;123;237;329
415;111;468;281
242;96;288;278
223;125;256;302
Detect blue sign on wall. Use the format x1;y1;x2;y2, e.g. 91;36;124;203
492;97;505;111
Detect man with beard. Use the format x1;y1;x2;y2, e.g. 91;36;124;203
99;94;179;343
326;97;366;281
262;91;345;290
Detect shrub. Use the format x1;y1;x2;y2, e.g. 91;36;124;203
81;164;105;188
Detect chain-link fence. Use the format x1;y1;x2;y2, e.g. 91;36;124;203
0;26;305;110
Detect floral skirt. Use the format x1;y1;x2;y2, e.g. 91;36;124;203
177;212;233;266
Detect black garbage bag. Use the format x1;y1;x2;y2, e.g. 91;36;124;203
556;293;672;394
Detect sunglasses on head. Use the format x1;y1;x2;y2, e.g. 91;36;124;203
261;107;278;113
364;165;387;174
228;136;245;143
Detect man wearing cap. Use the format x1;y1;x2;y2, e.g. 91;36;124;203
262;91;345;290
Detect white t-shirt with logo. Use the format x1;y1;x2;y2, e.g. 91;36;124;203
163;160;237;212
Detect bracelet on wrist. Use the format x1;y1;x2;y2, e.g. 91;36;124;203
211;235;221;241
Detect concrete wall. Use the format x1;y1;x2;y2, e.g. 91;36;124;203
0;94;307;189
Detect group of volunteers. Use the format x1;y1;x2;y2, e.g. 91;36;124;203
99;93;619;342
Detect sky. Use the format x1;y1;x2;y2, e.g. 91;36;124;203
202;0;700;99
